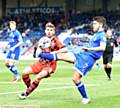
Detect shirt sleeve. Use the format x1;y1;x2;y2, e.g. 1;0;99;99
55;36;64;49
100;34;107;46
16;31;22;40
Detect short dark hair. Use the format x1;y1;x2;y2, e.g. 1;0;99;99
106;27;114;33
93;16;107;28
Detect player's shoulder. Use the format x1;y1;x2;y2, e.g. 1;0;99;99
99;31;106;36
14;29;21;35
98;31;106;39
93;31;106;43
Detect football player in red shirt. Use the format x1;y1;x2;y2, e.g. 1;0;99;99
18;22;63;99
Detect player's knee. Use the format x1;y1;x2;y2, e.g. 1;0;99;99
72;77;76;83
35;77;41;81
5;62;10;67
48;68;54;75
72;75;78;83
104;65;107;68
22;69;28;75
72;73;82;83
36;76;43;81
105;63;111;68
22;67;32;75
22;74;29;79
107;63;112;68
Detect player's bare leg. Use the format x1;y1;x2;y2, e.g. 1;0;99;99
39;52;76;63
57;52;76;63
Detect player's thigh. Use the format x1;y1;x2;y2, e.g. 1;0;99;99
58;52;76;62
22;66;34;75
36;70;48;80
104;64;107;68
36;67;54;80
107;63;112;68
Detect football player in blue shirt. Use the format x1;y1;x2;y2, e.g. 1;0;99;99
38;16;107;104
5;21;23;82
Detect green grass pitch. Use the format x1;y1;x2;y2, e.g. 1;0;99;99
0;60;120;108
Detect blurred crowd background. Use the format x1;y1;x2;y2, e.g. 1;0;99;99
0;0;120;57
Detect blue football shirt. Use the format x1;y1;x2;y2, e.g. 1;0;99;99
8;29;22;48
87;31;106;60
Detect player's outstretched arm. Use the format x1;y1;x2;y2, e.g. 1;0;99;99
82;42;106;51
82;46;105;51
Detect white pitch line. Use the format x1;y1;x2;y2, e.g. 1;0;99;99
0;84;95;95
0;82;95;86
0;86;75;95
0;82;73;85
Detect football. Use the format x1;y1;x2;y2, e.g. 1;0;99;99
38;37;51;49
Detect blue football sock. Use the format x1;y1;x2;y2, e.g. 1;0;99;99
38;53;58;61
8;65;19;77
76;81;88;99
